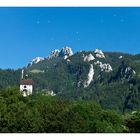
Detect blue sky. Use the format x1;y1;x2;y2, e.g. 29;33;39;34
0;7;140;69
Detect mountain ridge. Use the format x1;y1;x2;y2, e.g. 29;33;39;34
0;46;140;112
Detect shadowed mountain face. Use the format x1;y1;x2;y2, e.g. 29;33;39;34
1;47;140;112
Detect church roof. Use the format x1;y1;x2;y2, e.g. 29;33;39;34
20;79;33;85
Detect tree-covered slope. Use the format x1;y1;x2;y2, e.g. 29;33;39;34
1;87;140;133
1;47;140;112
0;69;21;88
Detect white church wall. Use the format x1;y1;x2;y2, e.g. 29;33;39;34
20;85;33;96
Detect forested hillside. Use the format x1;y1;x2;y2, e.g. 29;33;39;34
1;87;140;133
0;48;140;113
0;69;21;88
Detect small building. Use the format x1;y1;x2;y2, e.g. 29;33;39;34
20;79;33;97
20;70;33;97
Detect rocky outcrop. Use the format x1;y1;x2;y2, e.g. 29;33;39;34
83;64;94;88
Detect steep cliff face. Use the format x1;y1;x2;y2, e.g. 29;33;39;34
83;64;94;88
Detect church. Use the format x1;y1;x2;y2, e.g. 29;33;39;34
20;70;33;97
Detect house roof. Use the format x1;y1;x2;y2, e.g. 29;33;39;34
20;79;33;85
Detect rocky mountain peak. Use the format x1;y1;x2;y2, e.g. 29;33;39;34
28;46;74;66
59;46;73;59
84;53;95;62
49;49;60;59
47;46;73;60
94;49;105;58
29;57;45;66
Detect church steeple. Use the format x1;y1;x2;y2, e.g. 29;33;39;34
21;69;24;79
20;69;33;97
